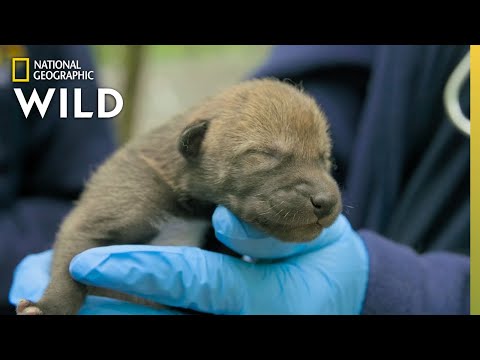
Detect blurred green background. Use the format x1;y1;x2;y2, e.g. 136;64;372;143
91;45;271;143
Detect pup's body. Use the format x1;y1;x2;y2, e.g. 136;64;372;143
17;79;342;315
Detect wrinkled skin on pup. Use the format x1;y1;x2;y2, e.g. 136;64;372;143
17;78;342;315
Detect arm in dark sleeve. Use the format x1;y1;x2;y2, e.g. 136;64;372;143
0;45;116;303
359;230;470;314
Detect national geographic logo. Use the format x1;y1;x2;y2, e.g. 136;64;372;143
12;58;95;82
11;56;123;119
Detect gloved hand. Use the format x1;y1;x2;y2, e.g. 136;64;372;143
10;206;369;314
10;207;368;314
9;250;184;315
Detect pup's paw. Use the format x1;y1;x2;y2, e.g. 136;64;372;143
16;299;43;315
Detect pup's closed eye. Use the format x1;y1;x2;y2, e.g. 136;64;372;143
241;149;283;172
254;149;282;159
246;147;286;159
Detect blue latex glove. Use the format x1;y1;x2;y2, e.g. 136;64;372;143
9;251;183;315
9;206;369;314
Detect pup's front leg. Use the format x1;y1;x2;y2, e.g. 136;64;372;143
17;231;113;315
16;150;186;315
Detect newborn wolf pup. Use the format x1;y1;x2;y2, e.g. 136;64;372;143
16;78;342;315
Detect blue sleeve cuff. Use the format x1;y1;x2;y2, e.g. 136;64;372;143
359;230;470;315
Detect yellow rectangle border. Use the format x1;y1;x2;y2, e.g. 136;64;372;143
11;57;29;82
472;45;479;314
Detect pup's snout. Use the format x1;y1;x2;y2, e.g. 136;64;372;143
310;193;336;219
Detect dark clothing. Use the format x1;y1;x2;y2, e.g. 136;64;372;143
0;45;116;311
253;45;470;314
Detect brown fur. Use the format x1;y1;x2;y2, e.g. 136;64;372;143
16;78;342;315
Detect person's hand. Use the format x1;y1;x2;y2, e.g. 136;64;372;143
10;206;369;314
8;250;184;315
71;206;369;314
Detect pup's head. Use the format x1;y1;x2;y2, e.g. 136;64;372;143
178;79;341;242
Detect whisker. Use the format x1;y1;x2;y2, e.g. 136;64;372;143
258;200;286;218
263;204;277;213
274;209;285;221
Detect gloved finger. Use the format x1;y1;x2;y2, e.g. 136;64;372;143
9;250;53;305
7;249;185;314
70;245;273;314
78;296;186;315
212;206;348;259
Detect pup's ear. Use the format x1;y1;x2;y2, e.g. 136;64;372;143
178;119;210;160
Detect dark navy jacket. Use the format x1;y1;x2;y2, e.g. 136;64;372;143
253;45;470;314
0;45;116;310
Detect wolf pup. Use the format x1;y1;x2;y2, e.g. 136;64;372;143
16;78;342;315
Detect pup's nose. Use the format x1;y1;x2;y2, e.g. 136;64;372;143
310;194;336;218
